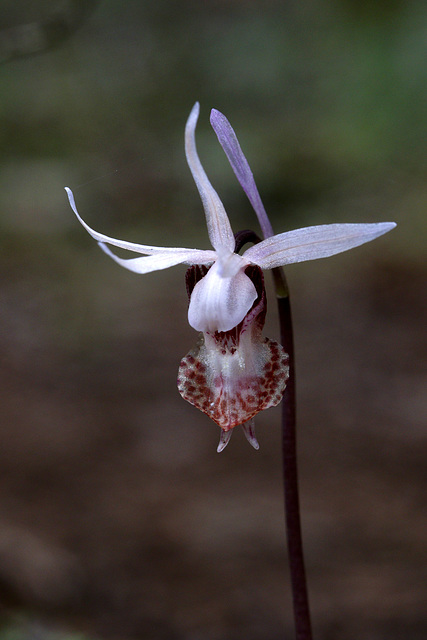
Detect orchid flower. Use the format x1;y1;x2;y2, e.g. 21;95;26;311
65;102;395;452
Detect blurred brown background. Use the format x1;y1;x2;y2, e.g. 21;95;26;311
0;1;426;639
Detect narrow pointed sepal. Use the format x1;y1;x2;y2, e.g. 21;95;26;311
185;103;235;253
244;222;397;269
217;429;233;453
98;243;216;274
210;108;274;239
242;419;259;450
65;187;217;266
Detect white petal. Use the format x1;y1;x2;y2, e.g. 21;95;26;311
99;243;216;274
65;187;204;256
187;258;257;333
243;222;397;269
185;103;235;253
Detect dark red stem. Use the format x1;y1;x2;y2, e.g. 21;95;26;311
274;267;313;640
234;231;313;639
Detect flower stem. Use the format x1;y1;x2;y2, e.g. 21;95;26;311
235;231;313;639
273;267;313;640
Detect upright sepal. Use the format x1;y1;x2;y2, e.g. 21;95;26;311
185;103;235;253
210;108;274;239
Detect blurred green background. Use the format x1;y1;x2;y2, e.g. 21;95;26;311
0;1;426;639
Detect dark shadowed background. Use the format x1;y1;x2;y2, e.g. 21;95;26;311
0;1;426;639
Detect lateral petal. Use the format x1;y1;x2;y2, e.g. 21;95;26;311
243;222;397;269
187;259;257;333
99;243;216;274
185;103;235;253
210;108;274;239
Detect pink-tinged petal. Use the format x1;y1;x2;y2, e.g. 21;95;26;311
187;254;257;333
243;222;397;269
99;243;216;274
185;103;235;253
65;187;204;257
178;267;289;431
210;108;274;239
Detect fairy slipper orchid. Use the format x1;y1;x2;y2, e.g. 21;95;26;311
65;102;395;451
